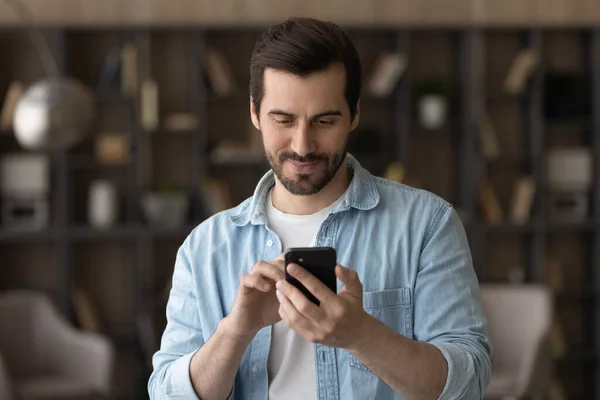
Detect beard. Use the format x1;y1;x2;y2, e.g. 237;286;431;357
266;146;347;196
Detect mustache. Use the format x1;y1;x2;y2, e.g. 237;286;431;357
278;152;329;163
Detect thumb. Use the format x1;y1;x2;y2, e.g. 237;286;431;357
336;265;362;295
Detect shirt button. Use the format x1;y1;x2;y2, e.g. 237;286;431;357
266;240;273;247
252;367;258;376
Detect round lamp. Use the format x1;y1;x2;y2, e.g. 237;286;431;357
13;77;95;151
5;0;96;152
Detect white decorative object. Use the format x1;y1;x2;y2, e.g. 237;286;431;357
419;95;447;130
547;147;593;192
0;154;50;231
13;77;95;152
0;154;49;196
549;192;588;221
88;180;118;229
141;192;188;228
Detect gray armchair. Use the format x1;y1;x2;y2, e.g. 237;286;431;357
481;284;553;400
0;291;115;400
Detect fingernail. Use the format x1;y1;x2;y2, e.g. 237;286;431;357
276;280;284;289
288;263;298;273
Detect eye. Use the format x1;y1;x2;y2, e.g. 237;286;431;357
274;119;292;126
316;119;334;126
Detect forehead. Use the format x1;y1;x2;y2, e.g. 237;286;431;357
261;64;347;114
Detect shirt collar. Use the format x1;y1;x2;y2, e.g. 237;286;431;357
229;153;380;227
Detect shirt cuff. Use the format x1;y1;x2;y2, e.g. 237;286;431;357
166;351;199;399
167;350;235;400
431;342;475;400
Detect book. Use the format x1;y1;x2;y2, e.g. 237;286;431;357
204;47;237;96
504;49;537;95
478;181;503;223
546;258;564;293
509;176;536;223
72;287;103;333
121;42;138;96
366;53;407;97
96;47;122;94
163;113;199;132
478;113;501;160
95;133;130;165
385;161;406;183
0;81;24;131
140;79;159;132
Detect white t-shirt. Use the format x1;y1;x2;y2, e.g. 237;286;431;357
265;188;345;400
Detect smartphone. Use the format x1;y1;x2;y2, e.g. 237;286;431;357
284;247;337;306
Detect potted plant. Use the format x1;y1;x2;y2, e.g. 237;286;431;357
141;181;189;228
415;78;451;130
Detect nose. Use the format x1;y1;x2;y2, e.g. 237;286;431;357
290;123;316;157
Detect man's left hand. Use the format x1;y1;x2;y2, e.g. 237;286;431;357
275;263;370;349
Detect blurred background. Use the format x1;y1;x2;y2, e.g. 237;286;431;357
0;1;599;399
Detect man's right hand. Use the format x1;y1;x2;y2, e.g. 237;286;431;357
225;255;286;338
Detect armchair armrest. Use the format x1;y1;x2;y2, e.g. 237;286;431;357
59;329;115;394
0;352;15;400
41;302;115;395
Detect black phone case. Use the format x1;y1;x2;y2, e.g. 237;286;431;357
284;247;337;306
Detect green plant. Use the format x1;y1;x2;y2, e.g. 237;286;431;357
152;180;184;194
415;78;451;97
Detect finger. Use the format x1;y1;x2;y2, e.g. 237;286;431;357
276;289;314;336
336;265;363;295
251;260;286;282
276;279;324;322
240;273;273;293
286;263;336;304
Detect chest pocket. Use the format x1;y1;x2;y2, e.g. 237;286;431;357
349;287;412;372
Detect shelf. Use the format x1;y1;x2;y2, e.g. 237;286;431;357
206;91;248;102
146;224;197;238
66;224;200;240
68;155;131;170
209;152;266;166
150;129;199;137
69;225;140;241
484;156;531;166
105;328;137;346
94;91;132;103
562;347;600;365
479;222;538;233
546;220;598;232
557;289;598;301
0;228;61;243
486;92;531;103
545;117;591;129
472;220;598;234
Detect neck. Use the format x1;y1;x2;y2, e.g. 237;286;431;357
271;159;350;215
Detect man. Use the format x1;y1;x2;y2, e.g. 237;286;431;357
149;17;492;400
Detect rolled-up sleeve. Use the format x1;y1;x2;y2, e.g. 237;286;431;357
148;241;203;399
414;205;492;400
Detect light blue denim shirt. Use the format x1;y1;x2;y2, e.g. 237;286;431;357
149;154;492;400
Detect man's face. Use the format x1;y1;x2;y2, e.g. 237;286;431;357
251;63;359;196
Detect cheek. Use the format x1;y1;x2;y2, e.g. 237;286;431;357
262;128;289;153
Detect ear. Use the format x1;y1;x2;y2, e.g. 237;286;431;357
250;97;260;130
350;100;360;131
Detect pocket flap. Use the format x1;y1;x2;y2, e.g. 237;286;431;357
362;287;411;310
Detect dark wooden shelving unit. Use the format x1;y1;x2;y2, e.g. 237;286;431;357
1;25;599;399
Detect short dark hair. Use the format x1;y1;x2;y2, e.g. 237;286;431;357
249;17;362;122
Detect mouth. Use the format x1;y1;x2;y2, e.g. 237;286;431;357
287;159;321;174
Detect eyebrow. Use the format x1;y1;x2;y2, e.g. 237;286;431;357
267;109;343;119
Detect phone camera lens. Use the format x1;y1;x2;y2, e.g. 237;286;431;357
298;258;304;263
